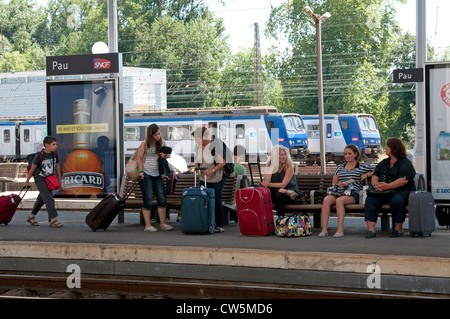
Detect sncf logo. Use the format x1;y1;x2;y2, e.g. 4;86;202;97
93;58;111;70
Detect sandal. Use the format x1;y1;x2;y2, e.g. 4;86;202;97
318;232;328;238
27;216;39;226
333;232;345;238
49;220;63;228
215;227;225;233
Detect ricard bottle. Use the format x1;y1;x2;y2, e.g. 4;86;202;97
61;99;105;195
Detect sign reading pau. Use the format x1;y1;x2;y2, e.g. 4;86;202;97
393;68;424;83
46;53;119;76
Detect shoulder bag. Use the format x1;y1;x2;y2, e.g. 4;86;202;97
126;143;147;180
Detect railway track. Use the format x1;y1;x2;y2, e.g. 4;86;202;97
0;272;438;300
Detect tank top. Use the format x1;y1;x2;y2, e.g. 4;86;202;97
143;146;160;177
270;167;300;193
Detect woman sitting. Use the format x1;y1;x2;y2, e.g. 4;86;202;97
262;145;300;217
318;144;374;238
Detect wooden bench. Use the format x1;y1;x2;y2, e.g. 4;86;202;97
117;174;242;224
282;174;393;231
0;163;22;192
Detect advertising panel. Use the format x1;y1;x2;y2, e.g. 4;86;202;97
425;63;450;203
46;79;118;197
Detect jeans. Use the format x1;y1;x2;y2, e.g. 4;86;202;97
270;188;294;217
139;173;166;210
200;175;227;228
365;192;408;224
31;180;58;221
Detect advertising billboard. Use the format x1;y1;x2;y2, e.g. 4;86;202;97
46;79;119;197
425;63;450;204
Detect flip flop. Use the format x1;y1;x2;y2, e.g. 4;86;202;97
215;227;225;233
318;232;328;237
333;232;345;238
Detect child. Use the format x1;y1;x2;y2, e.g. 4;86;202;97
24;136;63;228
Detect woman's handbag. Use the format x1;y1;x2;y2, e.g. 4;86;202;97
275;214;312;237
126;145;147;180
45;174;61;191
326;184;356;197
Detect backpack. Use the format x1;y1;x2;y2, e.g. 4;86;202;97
27;151;58;172
211;139;235;177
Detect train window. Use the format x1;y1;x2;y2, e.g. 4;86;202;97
284;116;305;132
307;125;319;139
168;126;183;140
24;129;30;142
125;127;140;141
3;129;10;143
357;117;378;132
236;124;245;139
219;124;227;139
340;121;349;130
326;123;332;138
266;121;275;130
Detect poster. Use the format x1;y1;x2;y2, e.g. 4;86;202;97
46;79;118;197
425;63;450;202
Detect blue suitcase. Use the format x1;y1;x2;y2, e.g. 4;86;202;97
180;168;215;234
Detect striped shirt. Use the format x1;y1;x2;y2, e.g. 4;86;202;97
333;162;375;192
143;146;160;177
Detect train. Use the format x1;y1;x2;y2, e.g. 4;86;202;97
301;113;381;165
0;108;381;165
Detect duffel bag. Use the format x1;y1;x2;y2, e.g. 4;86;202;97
275;214;312;237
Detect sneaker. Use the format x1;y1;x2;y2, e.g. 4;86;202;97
160;224;174;231
144;226;158;232
390;230;404;237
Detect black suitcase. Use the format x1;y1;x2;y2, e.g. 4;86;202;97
85;181;138;231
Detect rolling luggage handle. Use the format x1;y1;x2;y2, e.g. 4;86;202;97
247;162;263;186
193;167;207;188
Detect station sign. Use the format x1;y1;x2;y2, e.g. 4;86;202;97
46;53;120;76
393;68;424;83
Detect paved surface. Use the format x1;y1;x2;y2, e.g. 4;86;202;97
2;190;450;296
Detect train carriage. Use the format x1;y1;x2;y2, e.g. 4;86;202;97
124;106;309;162
302;113;381;165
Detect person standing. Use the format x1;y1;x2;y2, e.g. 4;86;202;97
25;136;63;228
137;124;173;232
192;127;227;233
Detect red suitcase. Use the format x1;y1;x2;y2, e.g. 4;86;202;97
235;185;274;236
0;186;30;225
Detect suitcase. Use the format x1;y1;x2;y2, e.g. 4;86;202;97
408;191;436;237
0;186;30;225
85;181;138;231
235;162;274;236
236;185;274;236
180;168;216;234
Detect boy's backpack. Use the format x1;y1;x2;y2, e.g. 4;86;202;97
27;151;58;172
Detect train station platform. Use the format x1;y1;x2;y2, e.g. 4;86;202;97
1;190;450;298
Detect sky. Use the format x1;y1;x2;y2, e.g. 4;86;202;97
31;0;450;56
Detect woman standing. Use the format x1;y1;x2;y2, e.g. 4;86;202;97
191;127;227;233
318;145;374;238
364;138;416;238
137;124;173;232
261;145;300;218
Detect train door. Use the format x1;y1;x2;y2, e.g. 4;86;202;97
20;123;45;156
0;124;15;158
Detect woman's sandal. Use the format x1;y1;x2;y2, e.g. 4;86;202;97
26;217;39;226
49;220;63;228
215;227;225;233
